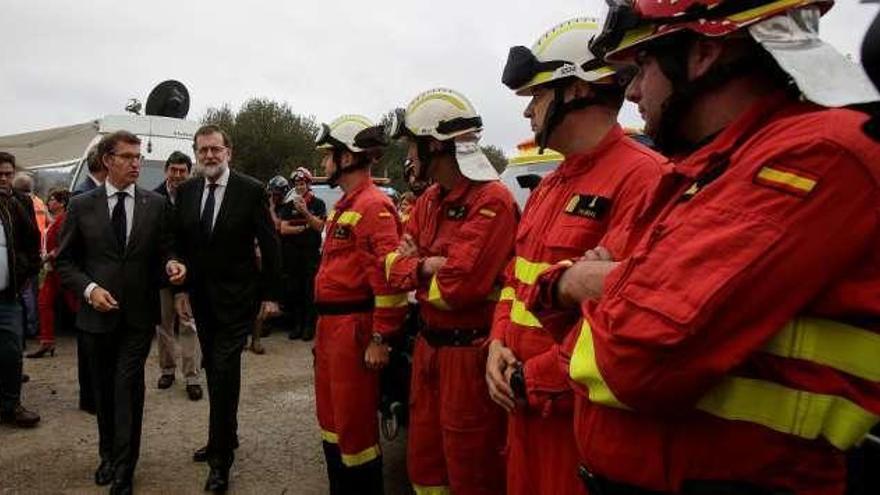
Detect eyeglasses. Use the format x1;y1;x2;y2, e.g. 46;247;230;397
196;145;227;156
110;152;143;163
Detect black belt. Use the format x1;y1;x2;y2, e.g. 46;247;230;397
578;466;792;495
315;300;373;316
420;327;488;347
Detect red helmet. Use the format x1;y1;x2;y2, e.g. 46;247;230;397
593;0;834;62
290;166;313;184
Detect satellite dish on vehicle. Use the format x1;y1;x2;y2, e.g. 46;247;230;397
144;80;190;119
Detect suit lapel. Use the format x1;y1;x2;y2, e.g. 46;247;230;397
125;188;148;256
94;186;122;252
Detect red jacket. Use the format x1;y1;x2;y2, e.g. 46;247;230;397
314;180;407;336
558;93;880;493
385;178;517;330
490;126;665;412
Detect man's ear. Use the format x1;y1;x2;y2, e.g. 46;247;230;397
428;139;445;153
688;38;725;80
567;79;594;102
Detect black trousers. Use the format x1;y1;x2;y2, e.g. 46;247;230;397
82;327;153;481
196;313;249;470
76;330;95;411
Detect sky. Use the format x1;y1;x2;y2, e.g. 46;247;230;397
1;0;876;154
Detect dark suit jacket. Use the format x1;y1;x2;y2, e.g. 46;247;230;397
174;170;280;330
72;175;99;196
56;186;178;333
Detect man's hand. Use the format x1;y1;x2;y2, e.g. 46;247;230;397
580;246;612;262
174;292;194;323
258;301;281;320
89;286;119;312
292;196;308;213
166;260;187;286
290;225;306;235
419;256;447;278
486;339;519;412
364;341;390;370
396;233;418;257
556;260;620;308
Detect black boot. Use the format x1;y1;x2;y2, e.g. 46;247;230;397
322;441;345;495
343;457;384;495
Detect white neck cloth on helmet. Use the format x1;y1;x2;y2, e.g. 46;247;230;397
749;6;879;107
455;138;499;182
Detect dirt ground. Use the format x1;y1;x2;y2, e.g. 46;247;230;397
1;333;412;495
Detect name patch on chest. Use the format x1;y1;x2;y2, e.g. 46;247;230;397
332;226;352;240
446;205;468;220
564;194;611;220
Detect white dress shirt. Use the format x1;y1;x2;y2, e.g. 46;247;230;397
200;165;229;229
0;222;9;292
84;181;136;300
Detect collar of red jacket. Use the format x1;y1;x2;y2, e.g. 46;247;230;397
557;124;625;178
674;90;794;179
431;175;473;205
336;177;373;209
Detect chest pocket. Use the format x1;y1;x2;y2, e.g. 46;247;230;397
323;211;360;254
545;220;606;259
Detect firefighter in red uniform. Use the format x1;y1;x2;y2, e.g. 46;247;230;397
384;88;518;495
525;1;880;493
312;114;408;495
485;18;666;495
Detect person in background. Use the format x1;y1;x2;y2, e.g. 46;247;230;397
12;173;44;341
28;188;76;359
154;152;202;401
73;147;106;196
0;152;42;428
277;167;325;341
396;192;415;225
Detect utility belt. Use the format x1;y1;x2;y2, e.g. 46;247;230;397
578;466;792;495
315;299;374;316
419;324;488;348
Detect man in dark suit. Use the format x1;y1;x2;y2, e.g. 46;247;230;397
72;146;105;415
57;131;187;495
174;125;280;493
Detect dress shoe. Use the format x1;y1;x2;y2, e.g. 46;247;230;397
94;460;114;486
186;384;203;401
110;478;133;495
204;467;229;493
193;439;239;462
26;344;56;359
249;341;265;354
157;374;175;389
20;373;29;384
0;404;40;427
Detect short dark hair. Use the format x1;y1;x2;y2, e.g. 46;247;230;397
96;131;141;165
165;151;193;171
0;151;16;169
193;125;232;149
48;188;71;208
86;147;103;173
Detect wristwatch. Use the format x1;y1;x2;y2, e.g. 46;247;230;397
371;332;384;345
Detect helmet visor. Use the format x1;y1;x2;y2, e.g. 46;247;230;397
353;125;389;150
388;109;411;140
590;1;643;61
502;45;565;91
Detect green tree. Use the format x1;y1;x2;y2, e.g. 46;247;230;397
201;99;320;182
481;144;508;173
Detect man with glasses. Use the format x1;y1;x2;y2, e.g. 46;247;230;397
172;125;280;493
0;152;41;429
56;131;187;495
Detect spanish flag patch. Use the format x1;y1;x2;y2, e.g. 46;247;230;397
478;208;497;218
753;164;818;198
378;211;393;218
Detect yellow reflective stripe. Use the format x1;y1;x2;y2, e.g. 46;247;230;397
384;251;400;281
341;444;381;467
763;318;880;382
321;429;339;444
756;166;817;194
728;0;812;23
375;293;408;309
510;299;542;328
697;377;879;450
569;320;629;409
413;485;451;495
427;275;451;310
499;286;516;302
337;211;363;226
514;257;551;285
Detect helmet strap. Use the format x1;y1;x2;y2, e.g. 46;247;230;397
327;149;371;188
537;80;603;153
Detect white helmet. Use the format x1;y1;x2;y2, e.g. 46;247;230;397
502;17;619;96
390;88;498;182
315;114;387;153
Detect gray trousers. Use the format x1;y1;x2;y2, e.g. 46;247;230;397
155;288;200;385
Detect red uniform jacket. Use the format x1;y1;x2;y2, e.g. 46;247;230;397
385;178;517;330
314;180;407;336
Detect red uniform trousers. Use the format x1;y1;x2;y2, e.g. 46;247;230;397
407;337;506;495
314;312;381;467
506;412;582;495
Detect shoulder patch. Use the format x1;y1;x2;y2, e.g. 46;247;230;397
478;208;497;218
564;194;611;220
753;164;818;198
